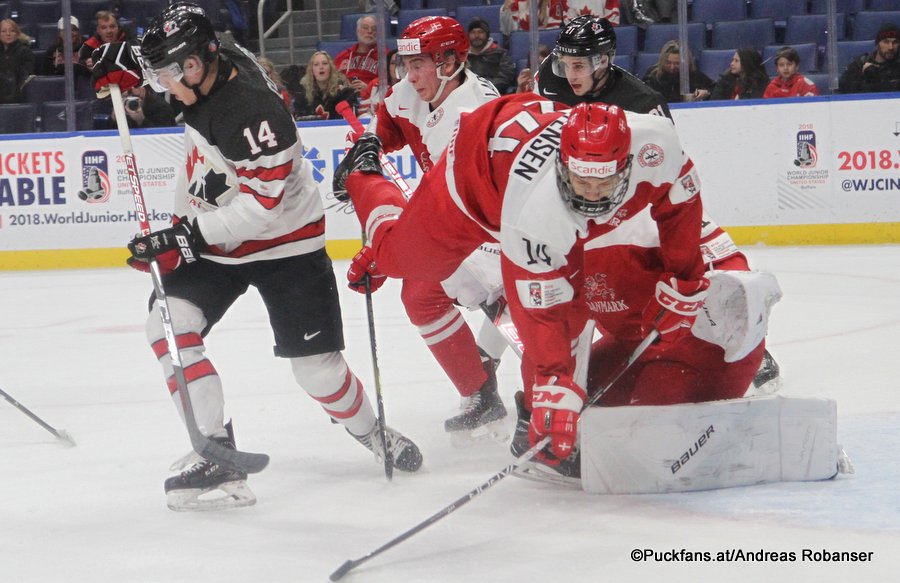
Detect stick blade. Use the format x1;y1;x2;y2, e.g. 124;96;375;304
329;560;356;581
56;429;76;447
198;440;270;474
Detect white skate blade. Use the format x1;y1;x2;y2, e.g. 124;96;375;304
166;480;256;512
448;419;510;448
512;462;582;489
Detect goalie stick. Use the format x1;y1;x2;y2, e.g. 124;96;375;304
110;84;268;474
335;100;393;480
0;387;76;446
329;330;658;581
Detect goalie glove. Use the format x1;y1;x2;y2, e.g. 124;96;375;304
127;217;202;275
641;274;710;344
346;246;386;294
529;376;586;463
91;42;143;98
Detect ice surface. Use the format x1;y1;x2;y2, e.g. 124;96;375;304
1;246;898;582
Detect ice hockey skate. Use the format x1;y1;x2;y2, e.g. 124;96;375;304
349;423;423;472
164;431;256;512
445;351;509;447
508;391;581;487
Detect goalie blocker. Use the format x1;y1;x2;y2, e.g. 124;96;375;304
580;394;852;494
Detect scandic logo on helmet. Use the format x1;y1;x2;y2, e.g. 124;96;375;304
569;158;617;178
397;38;421;54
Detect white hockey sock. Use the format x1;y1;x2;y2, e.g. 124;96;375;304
290;352;376;436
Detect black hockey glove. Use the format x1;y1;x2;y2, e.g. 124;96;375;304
332;133;384;202
91;42;143;98
127;217;202;275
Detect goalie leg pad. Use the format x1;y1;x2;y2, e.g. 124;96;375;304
580;395;843;494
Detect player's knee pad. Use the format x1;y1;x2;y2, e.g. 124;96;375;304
290;352;349;397
400;279;456;325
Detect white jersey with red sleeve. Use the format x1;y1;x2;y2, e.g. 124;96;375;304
177;44;325;265
372;71;499;173
567;1;621;26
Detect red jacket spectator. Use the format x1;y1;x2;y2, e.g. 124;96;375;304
763;73;819;98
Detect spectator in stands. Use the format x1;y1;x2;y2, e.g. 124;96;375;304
367;48;400;110
709;47;768;100
622;0;676;29
568;1;621;26
359;0;399;17
79;11;128;68
294;50;359;121
501;0;566;37
107;85;178;129
0;19;35;104
642;40;713;102
516;43;550;92
466;17;516;94
36;16;90;79
839;23;900;94
763;46;819;98
258;56;293;111
334;15;385;109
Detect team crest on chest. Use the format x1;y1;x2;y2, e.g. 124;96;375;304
584;272;629;313
638;143;664;167
427;107;444;128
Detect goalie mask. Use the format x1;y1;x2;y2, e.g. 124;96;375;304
139;2;219;92
396;16;469;103
557;103;633;218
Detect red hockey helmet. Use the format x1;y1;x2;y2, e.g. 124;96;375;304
557;103;633;218
397;16;469;65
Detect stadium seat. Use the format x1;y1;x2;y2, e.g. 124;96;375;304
396;8;449;36
71;0;114;34
0;2;10;20
317;40;356;60
784;13;847;46
39;100;94;132
643;22;707;54
455;5;502;38
21;75;66;104
853;10;900;41
35;22;59;51
340;12;392;40
867;0;900;11
762;43;819;75
750;0;808;21
822;39;875;73
614;25;639;57
808;0;865;16
613;53;634;74
425;0;458;12
805;73;833;95
0;103;37;134
18;1;61;26
698;48;736;80
634;52;659;77
119;0;167;32
711;18;776;51
690;0;746;23
508;29;562;64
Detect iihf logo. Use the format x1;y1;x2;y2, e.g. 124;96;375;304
794;130;817;168
78;150;111;203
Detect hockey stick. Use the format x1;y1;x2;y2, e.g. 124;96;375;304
329;330;659;580
335;100;412;196
110;84;268;474
0;387;76;446
335;100;393;479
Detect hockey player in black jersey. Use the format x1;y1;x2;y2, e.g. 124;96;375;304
536;15;672;118
92;2;422;511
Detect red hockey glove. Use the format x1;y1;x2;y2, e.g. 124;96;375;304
641;274;710;344
529;376;586;462
346;246;386;294
127;217;201;275
91;42;143;98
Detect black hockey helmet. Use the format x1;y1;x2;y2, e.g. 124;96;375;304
140;2;219;90
554;15;616;59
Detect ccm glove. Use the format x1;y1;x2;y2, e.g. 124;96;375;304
91;42;143;98
641;274;710;343
529;376;586;462
346;246;386;294
332;133;383;202
127;217;201;274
